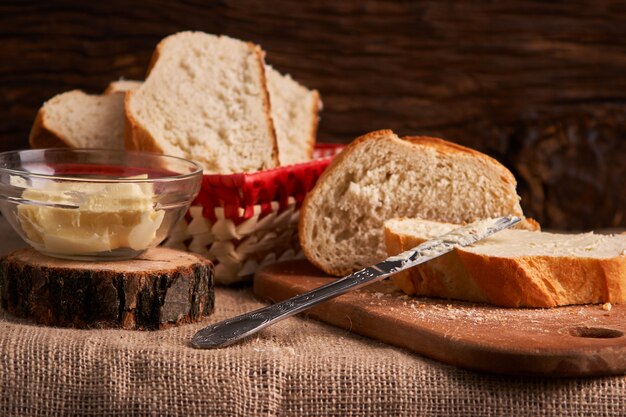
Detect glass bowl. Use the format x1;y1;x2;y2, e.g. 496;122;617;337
0;149;202;261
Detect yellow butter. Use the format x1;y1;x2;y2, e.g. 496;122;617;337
16;176;165;255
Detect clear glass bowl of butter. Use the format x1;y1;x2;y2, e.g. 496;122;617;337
0;149;202;261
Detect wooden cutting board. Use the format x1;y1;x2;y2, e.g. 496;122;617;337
253;259;626;377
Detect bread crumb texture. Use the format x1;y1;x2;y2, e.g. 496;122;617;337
31;90;126;149
127;32;278;173
299;130;524;276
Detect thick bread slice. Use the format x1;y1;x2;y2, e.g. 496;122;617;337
125;31;279;173
384;218;626;307
266;66;321;165
29;90;126;150
299;130;526;276
104;79;142;94
110;68;321;166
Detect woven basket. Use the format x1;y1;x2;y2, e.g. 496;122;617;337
163;144;343;284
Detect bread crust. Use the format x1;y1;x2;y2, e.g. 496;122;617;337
298;129;397;275
125;33;279;170
123;35;168;153
384;224;418;295
384;225;489;302
124;90;166;153
402;136;521;211
299;130;526;276
253;42;280;169
30;89;128;150
28;107;70;149
518;217;541;231
384;225;626;308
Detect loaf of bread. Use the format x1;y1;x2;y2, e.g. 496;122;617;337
125;32;278;173
299;129;530;276
384;218;626;307
30;32;321;172
109;68;321;167
29;90;127;150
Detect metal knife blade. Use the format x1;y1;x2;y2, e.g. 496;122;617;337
192;215;521;349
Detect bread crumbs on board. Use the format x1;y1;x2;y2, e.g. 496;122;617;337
356;281;614;330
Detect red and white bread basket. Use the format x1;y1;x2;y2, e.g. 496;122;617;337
164;144;344;284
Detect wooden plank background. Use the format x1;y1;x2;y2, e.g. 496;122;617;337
0;0;624;229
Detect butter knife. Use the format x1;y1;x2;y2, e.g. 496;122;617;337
192;215;521;349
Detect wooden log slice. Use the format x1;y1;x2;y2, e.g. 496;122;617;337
0;247;214;330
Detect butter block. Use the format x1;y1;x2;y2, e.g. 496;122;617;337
15;176;164;255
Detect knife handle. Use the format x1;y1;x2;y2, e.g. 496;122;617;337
191;266;385;349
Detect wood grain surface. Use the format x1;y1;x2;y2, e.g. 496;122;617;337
1;1;625;229
0;247;215;329
254;260;626;377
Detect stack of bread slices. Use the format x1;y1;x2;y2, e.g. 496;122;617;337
298;130;626;308
29;32;322;172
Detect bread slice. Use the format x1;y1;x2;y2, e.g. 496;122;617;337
29;90;126;150
266;66;321;165
104;79;142;94
125;31;279;173
299;129;528;276
111;67;321;166
384;218;626;307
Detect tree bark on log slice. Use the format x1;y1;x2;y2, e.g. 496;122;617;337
0;247;214;330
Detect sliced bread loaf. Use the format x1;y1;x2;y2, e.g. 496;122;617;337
266;66;321;165
109;67;321;167
125;31;279;173
29;90;126;150
299;129;528;276
384;218;626;307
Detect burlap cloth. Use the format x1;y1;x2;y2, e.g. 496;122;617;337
1;221;625;416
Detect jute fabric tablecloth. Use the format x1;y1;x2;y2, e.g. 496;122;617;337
2;287;626;417
1;221;625;416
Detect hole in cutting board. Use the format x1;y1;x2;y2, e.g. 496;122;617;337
568;326;624;339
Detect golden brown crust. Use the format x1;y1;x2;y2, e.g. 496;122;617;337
299;129;396;275
460;252;626;307
384;224;626;308
28;106;71;149
252;42;280;169
383;225;419;295
403;136;521;208
125;34;279;169
103;84;117;95
145;35;166;76
123;91;166;153
123;36;167;153
384;223;490;302
516;217;541;231
300;130;525;276
402;136;483;157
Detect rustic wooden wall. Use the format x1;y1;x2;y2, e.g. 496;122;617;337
1;0;624;229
